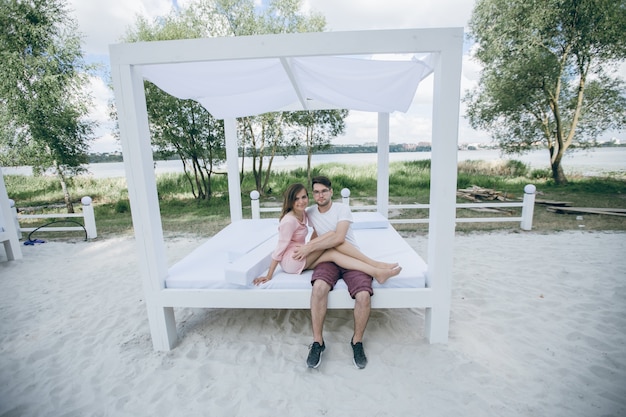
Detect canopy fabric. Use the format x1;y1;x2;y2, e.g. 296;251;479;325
140;54;435;119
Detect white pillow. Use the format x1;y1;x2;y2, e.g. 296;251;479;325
351;211;389;229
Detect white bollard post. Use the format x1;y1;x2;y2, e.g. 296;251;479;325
341;188;350;206
250;190;260;219
9;199;21;239
520;184;536;231
81;196;98;239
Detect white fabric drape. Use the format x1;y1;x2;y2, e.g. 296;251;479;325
140;55;435;119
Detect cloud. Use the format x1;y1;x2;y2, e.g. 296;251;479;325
85;76;120;153
67;0;174;56
302;0;473;30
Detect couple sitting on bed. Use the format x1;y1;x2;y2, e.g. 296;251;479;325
253;176;401;369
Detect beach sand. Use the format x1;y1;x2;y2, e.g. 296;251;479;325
1;231;625;417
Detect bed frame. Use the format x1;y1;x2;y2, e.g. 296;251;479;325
110;28;463;351
160;210;434;350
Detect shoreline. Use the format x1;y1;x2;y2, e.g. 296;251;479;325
3;147;625;179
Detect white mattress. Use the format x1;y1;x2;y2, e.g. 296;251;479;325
165;214;427;290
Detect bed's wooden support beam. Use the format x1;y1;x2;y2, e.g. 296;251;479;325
110;63;177;351
0;167;22;261
225;118;242;222
156;288;435;309
425;30;463;344
377;112;390;217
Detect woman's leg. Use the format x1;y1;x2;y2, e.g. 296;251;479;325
333;241;398;270
309;248;401;285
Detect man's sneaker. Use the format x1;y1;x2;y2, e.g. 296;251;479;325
350;339;368;369
307;341;325;368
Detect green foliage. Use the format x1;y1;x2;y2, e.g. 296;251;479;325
458;159;529;177
0;0;96;212
6;159;626;236
114;200;130;214
530;168;552;180
542;177;626;195
465;0;626;185
0;0;95;169
285;110;350;183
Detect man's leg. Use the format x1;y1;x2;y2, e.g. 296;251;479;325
307;262;340;368
352;290;371;344
343;270;373;369
311;279;331;344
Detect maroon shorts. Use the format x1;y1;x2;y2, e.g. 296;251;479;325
311;262;373;299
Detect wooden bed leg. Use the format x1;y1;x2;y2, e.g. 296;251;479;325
147;304;178;351
424;306;450;344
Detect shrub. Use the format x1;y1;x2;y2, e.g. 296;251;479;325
114;200;130;213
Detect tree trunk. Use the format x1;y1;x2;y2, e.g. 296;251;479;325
549;140;569;186
55;163;74;213
240;142;245;185
551;160;568;185
307;149;312;186
306;127;313;185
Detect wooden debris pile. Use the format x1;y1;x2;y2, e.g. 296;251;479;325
456;186;515;214
456;186;514;202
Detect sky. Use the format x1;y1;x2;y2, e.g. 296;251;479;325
66;0;494;153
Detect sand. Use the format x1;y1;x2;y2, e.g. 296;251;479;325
1;230;625;417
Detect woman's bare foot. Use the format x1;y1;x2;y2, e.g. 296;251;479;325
374;261;399;269
373;265;402;284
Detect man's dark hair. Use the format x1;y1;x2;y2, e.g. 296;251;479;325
311;176;332;189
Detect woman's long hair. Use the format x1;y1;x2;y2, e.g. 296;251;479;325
280;183;307;220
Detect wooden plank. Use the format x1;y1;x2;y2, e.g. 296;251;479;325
546;206;626;216
535;199;572;206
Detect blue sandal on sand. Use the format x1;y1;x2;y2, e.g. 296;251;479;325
23;239;46;245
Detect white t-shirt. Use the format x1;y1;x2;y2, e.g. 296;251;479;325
306;202;358;247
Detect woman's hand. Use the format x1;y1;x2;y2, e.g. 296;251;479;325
253;275;272;286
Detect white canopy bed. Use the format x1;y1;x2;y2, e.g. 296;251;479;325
109;28;463;351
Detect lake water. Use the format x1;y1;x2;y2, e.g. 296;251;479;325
2;147;624;178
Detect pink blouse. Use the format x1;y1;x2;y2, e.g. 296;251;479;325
271;211;309;274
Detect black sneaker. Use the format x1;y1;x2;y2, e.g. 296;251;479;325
351;339;368;369
306;341;325;368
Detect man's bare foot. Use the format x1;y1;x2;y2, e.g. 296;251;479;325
373;265;402;284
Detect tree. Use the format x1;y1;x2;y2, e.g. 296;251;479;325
286;110;348;184
239;113;292;193
121;0;330;197
146;87;226;200
0;0;95;212
465;0;626;184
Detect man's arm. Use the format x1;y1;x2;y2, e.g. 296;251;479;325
292;220;350;260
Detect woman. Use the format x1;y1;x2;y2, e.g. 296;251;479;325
253;183;401;286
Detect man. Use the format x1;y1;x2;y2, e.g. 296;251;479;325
292;175;372;369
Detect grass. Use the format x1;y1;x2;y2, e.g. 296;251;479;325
4;159;626;240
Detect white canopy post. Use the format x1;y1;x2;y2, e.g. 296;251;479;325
0;167;22;261
377;112;390;217
110;63;177;350
224;118;242;221
425;33;463;343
